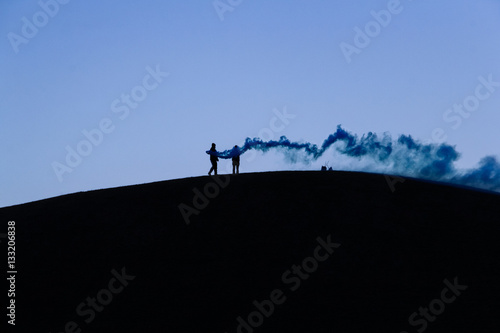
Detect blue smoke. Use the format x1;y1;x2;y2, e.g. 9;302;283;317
206;125;500;192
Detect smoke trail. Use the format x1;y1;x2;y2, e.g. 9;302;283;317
206;125;500;192
452;156;500;191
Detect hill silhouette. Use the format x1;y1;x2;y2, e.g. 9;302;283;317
1;171;500;332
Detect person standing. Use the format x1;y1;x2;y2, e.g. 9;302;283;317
232;145;240;174
208;143;218;175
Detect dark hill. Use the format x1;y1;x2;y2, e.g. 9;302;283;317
1;171;500;332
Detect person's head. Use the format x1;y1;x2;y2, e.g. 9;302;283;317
234;145;238;149
211;143;216;148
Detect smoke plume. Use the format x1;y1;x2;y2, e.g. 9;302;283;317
206;125;500;192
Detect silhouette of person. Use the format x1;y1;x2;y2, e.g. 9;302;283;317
232;145;240;174
208;143;218;176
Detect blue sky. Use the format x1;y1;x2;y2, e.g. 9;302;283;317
1;0;500;207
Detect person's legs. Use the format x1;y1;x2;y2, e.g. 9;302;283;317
232;164;235;174
209;160;218;175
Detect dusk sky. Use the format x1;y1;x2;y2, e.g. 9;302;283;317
1;0;500;207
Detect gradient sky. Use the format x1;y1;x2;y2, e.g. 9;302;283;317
1;0;500;207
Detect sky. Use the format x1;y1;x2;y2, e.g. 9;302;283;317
1;0;500;207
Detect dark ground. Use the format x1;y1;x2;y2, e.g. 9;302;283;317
1;171;500;332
